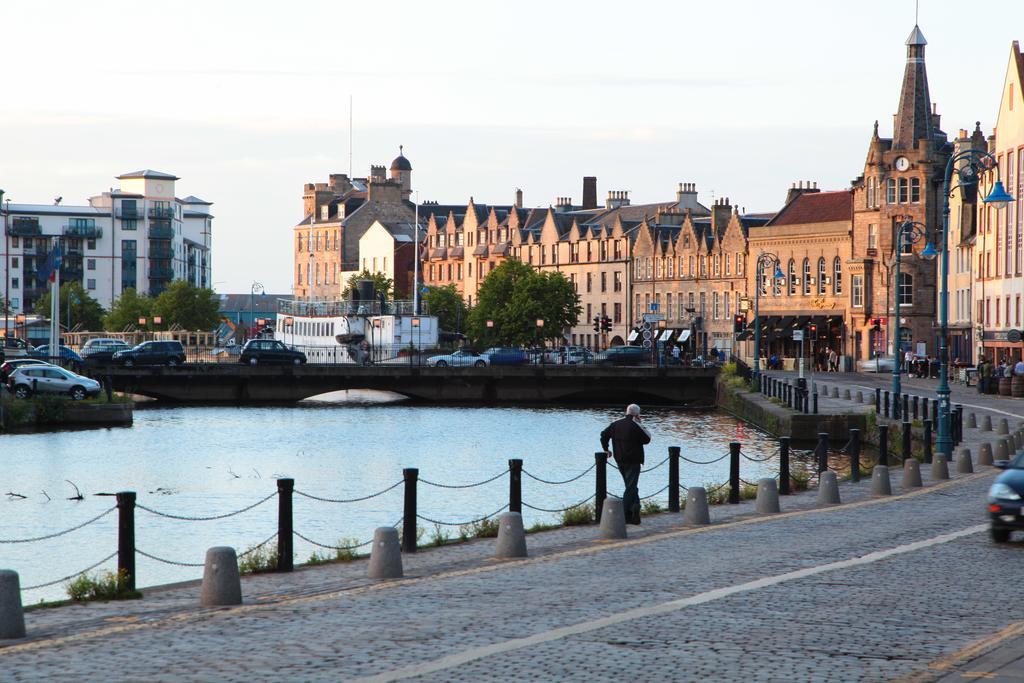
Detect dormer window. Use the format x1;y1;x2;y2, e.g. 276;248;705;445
321;205;330;220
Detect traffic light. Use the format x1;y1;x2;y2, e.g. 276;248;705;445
871;318;882;332
601;315;612;333
593;316;600;333
733;314;745;333
808;323;817;339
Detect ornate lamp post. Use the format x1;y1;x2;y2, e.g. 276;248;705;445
891;220;936;415
752;252;784;385
249;281;265;342
937;150;1014;457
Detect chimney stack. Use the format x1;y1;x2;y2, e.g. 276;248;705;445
555;196;573;212
785;180;821;205
515;188;523;208
605;190;631;209
582;176;597;209
711;197;731;231
676;182;700;211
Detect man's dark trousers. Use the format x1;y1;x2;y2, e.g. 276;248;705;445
618;460;641;524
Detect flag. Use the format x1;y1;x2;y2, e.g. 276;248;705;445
36;244;63;284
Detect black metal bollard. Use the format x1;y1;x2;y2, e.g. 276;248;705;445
402;468;418;553
849;429;862;482
779;436;791;495
878;424;889;467
912;395;919;421
816;432;829;473
884;391;890;418
902;421;912;463
668;447;680;513
955;404;964;446
729;442;741;504
875;387;881;413
923;419;933;464
931;398;938;426
893;391;901;419
595;452;607;523
902;394;909;421
509;459;523;514
813;392;819;414
116;491;136;592
277;478;294;572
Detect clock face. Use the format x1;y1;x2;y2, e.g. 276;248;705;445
895;157;910;172
155;184;164;193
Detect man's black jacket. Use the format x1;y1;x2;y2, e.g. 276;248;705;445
600;416;651;465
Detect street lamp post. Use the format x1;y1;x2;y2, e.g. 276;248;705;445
250;281;265;342
752;252;784;387
937;149;1014;457
891;220;936;417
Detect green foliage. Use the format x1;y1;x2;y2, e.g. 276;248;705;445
400;524;426;549
526;520;560;534
468;259;581;346
641;499;663;515
66;569;137;601
789;463;812;492
238;544;279;574
429;524;452;547
152;281;221;331
705;484;731;505
561;502;595;526
423;284;468;333
342;269;394;300
33;281;106;331
740;483;759;501
458;518;500;541
104;288;154;331
306;538;362;565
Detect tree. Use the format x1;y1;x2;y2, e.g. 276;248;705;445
104;289;154;331
33;281;106;331
423;284;468;333
151;281;221;330
468;259;581;347
341;270;393;300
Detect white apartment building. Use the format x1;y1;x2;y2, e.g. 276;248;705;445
1;170;212;315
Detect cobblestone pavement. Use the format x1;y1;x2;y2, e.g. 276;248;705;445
0;438;1017;682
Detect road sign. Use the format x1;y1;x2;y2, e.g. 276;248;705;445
792;330;804;341
643;314;665;323
649;303;659;312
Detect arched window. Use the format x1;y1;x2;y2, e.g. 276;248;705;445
817;257;827;295
788;259;796;295
833;257;842;294
802;258;811;295
898;272;913;306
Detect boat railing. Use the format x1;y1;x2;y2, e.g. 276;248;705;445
276;299;426;317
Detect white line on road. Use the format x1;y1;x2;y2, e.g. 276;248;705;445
357;523;988;683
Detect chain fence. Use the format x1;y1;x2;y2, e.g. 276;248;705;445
522;463;595;486
21;550;119;591
521;493;596;514
420;469;509;490
136;493;276;521
0;506;116;544
416;504;510;527
294;480;403;504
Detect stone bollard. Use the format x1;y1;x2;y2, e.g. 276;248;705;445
931;454;950;480
0;570;26;639
817;470;841;506
998;418;1010;435
843;388;851;400
494;512;527;558
901;458;923;488
856;391;864;403
367;527;403;579
978;442;995;467
200;547;242;606
956;448;974;475
599;497;627;539
982;415;993;431
871;466;892;496
996;439;1009;460
831;386;839;399
755;478;780;514
967;412;977;429
683;487;710;525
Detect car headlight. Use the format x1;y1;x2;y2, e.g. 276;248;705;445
989;483;1022;501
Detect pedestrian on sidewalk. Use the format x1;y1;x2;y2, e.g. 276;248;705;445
979;357;992;394
600;403;652;525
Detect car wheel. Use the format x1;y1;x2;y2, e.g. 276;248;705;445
249;357;259;366
13;385;30;400
474;360;486;367
436;360;448;367
292;357;302;365
70;386;86;401
991;527;1011;543
167;358;179;367
124;359;134;368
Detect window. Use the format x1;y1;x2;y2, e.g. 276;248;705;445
689;256;694;276
11;277;19;290
886;179;896;204
10;257;17;269
898;178;909;203
898;272;913;306
713;292;720;320
868;224;878;250
613;302;622;324
724;254;731;276
724;292;731;319
667;257;674;278
833;257;842;294
586;272;592;293
772;268;781;296
87;259;96;271
817;257;826;294
736;253;743;276
635;259;642;278
614;271;622;292
296;264;303;285
910;178;921;203
788;259;796;295
87;239;96;250
666;293;672;319
297;234;304;252
600;271;607;293
699;256;706;277
656;258;663;278
851;274;864;307
802;258;811;295
87;279;96;290
713;254;720;276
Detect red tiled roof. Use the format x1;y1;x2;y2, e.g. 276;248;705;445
767;190;852;226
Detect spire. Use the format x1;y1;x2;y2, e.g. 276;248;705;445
893;24;933;149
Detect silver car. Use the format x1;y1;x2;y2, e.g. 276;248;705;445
7;365;102;400
857;355;896;373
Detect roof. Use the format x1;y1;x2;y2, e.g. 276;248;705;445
116;169;180;180
180;195;212;205
390;146;412;172
765;191;851;227
217;294;292;312
5;203;108;217
906;24;927;46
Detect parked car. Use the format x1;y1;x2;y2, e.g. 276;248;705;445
30;344;84;366
7;364;101;400
482;347;529;366
80;338;131;364
856;355;896;373
238;339;307;365
560;346;594;365
426;349;489;367
989;454;1024;542
0;336;32;362
0;358;52;383
112;340;187;366
594;345;651;366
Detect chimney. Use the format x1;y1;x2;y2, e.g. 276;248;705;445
555;196;573;212
582;176;597;209
369;165;386;182
711;197;731;231
605;190;631;209
515;188;523;208
676;182;700;211
785;180;821;205
368;177;402;204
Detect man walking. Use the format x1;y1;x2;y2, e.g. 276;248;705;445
600;404;652;525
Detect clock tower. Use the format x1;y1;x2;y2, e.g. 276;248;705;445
847;24;951;364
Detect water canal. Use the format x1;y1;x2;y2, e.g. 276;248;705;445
1;396;789;602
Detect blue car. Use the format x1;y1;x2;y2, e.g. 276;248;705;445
482;347;529;366
30;345;84;363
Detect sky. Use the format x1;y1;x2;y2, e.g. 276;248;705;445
1;0;1023;294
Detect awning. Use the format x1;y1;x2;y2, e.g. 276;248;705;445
659;329;674;342
627;329;639;342
678;330;692;343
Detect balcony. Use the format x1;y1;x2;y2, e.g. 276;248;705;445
149;224;175;240
149;262;174;279
7;219;41;237
63;224;102;239
116;207;143;220
149;206;174;219
63;243;84;255
149;244;174;259
61;264;84;281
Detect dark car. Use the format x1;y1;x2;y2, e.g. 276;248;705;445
594;345;652;366
112;340;186;366
0;358;51;383
80;338;131;364
989;454;1024;542
238;339;307;366
482;347;529;366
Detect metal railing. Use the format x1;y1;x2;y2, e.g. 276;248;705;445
277;299;426;317
62;224;103;239
148;225;174;239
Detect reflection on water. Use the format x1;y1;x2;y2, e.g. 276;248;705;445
1;399;779;601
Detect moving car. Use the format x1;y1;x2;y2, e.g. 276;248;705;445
426;349;489;367
856;355;896;373
80;338;131;364
6;364;101;400
238;339;307;365
0;358;51;383
0;336;32;361
594;345;651;366
112;340;187;366
482;347;529;366
989;454;1024;542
